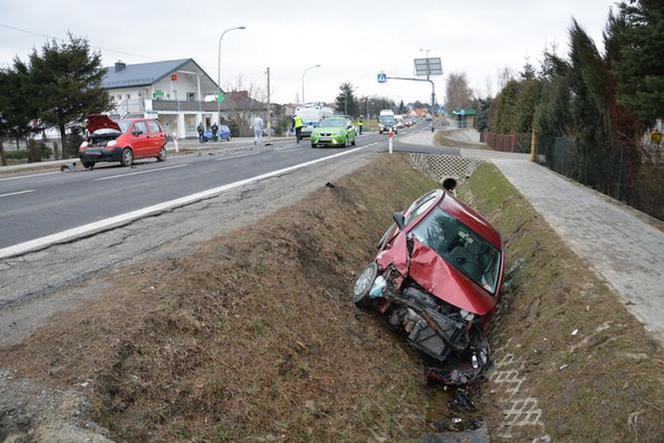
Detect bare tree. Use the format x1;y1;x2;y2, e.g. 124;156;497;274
222;75;269;136
445;72;473;112
496;67;515;90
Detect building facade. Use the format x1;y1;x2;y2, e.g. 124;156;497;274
102;59;223;138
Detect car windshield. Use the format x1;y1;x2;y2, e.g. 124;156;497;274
116;119;131;133
410;206;501;294
380;116;395;125
320;118;345;128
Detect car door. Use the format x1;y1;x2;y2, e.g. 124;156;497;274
131;121;150;158
146;120;164;154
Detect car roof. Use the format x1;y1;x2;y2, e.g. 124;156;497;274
439;192;502;249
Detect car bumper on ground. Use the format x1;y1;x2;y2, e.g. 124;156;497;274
79;147;123;163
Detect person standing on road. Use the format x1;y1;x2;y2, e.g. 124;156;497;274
211;122;219;141
293;114;304;143
197;122;205;143
358;115;364;135
252;115;264;145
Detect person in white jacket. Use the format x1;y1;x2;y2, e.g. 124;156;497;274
252;115;264;145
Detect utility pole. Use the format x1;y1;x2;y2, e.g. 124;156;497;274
266;67;271;135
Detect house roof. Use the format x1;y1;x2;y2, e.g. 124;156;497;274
102;58;220;91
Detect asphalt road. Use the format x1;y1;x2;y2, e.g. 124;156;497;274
0;125;443;251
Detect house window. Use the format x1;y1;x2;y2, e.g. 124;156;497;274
187;92;195;102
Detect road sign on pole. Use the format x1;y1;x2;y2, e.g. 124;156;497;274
377;72;387;83
414;57;443;76
217;92;225;104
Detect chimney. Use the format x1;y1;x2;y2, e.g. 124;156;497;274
115;61;126;72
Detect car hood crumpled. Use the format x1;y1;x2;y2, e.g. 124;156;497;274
377;234;497;316
408;239;496;316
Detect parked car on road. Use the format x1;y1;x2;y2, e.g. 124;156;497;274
310;116;357;148
79;115;167;168
352;189;505;385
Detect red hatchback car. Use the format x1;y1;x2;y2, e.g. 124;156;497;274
79;115;167;169
352;189;505;385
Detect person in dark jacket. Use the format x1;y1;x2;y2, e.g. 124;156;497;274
197;122;205;143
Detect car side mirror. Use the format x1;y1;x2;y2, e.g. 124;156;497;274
392;212;406;231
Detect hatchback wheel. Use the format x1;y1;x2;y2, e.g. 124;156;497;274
120;148;133;167
82;161;95;170
353;262;378;307
156;147;167;162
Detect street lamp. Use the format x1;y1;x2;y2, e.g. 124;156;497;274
301;64;321;105
217;26;246;112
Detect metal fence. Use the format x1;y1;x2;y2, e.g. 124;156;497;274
536;134;664;221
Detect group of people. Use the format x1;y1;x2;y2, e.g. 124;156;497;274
196;122;219;143
196;114;366;146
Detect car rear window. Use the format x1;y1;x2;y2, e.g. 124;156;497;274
147;120;162;133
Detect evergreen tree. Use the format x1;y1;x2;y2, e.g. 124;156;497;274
334;82;358;117
29;33;111;158
615;0;664;124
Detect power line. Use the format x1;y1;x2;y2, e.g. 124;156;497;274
0;23;154;61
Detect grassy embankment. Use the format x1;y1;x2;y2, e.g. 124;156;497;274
0;155;440;441
459;163;664;441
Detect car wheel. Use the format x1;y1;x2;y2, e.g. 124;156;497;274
156;147;167;162
352;137;357;146
120;148;133;167
82;160;95;170
311;143;317;148
352;262;378;307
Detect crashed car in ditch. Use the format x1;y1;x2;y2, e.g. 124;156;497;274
352;189;504;385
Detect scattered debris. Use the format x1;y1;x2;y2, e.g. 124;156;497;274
559;364;568;370
60;162;77;172
325;181;336;189
571;329;579;336
450;389;477;412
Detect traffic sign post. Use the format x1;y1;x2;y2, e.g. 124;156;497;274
377;72;387;83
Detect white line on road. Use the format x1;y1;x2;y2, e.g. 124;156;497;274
0;189;35;198
0;171;60;182
0;144;375;259
94;164;190;181
214;152;262;162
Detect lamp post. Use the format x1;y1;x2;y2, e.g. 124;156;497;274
217;26;246;114
301;64;321;105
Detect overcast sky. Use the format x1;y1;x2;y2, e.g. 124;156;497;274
1;0;616;105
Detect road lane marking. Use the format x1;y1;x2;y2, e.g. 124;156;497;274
214;152;262;162
0;189;35;198
94;164;189;181
0;143;376;259
0;171;60;182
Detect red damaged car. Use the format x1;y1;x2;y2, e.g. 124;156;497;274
352;189;505;384
79;115;167;169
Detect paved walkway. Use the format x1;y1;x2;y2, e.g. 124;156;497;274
494;159;664;343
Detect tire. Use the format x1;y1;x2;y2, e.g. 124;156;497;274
311;143;317;148
351;136;357;147
352;262;378;308
82;160;95;170
120;148;133;167
156;146;167;162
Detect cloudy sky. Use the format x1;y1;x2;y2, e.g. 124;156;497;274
1;0;616;105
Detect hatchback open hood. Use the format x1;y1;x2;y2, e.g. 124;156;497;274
87;115;121;133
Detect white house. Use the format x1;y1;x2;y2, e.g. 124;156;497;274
102;59;222;138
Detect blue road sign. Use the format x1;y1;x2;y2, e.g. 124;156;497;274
377;73;387;83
